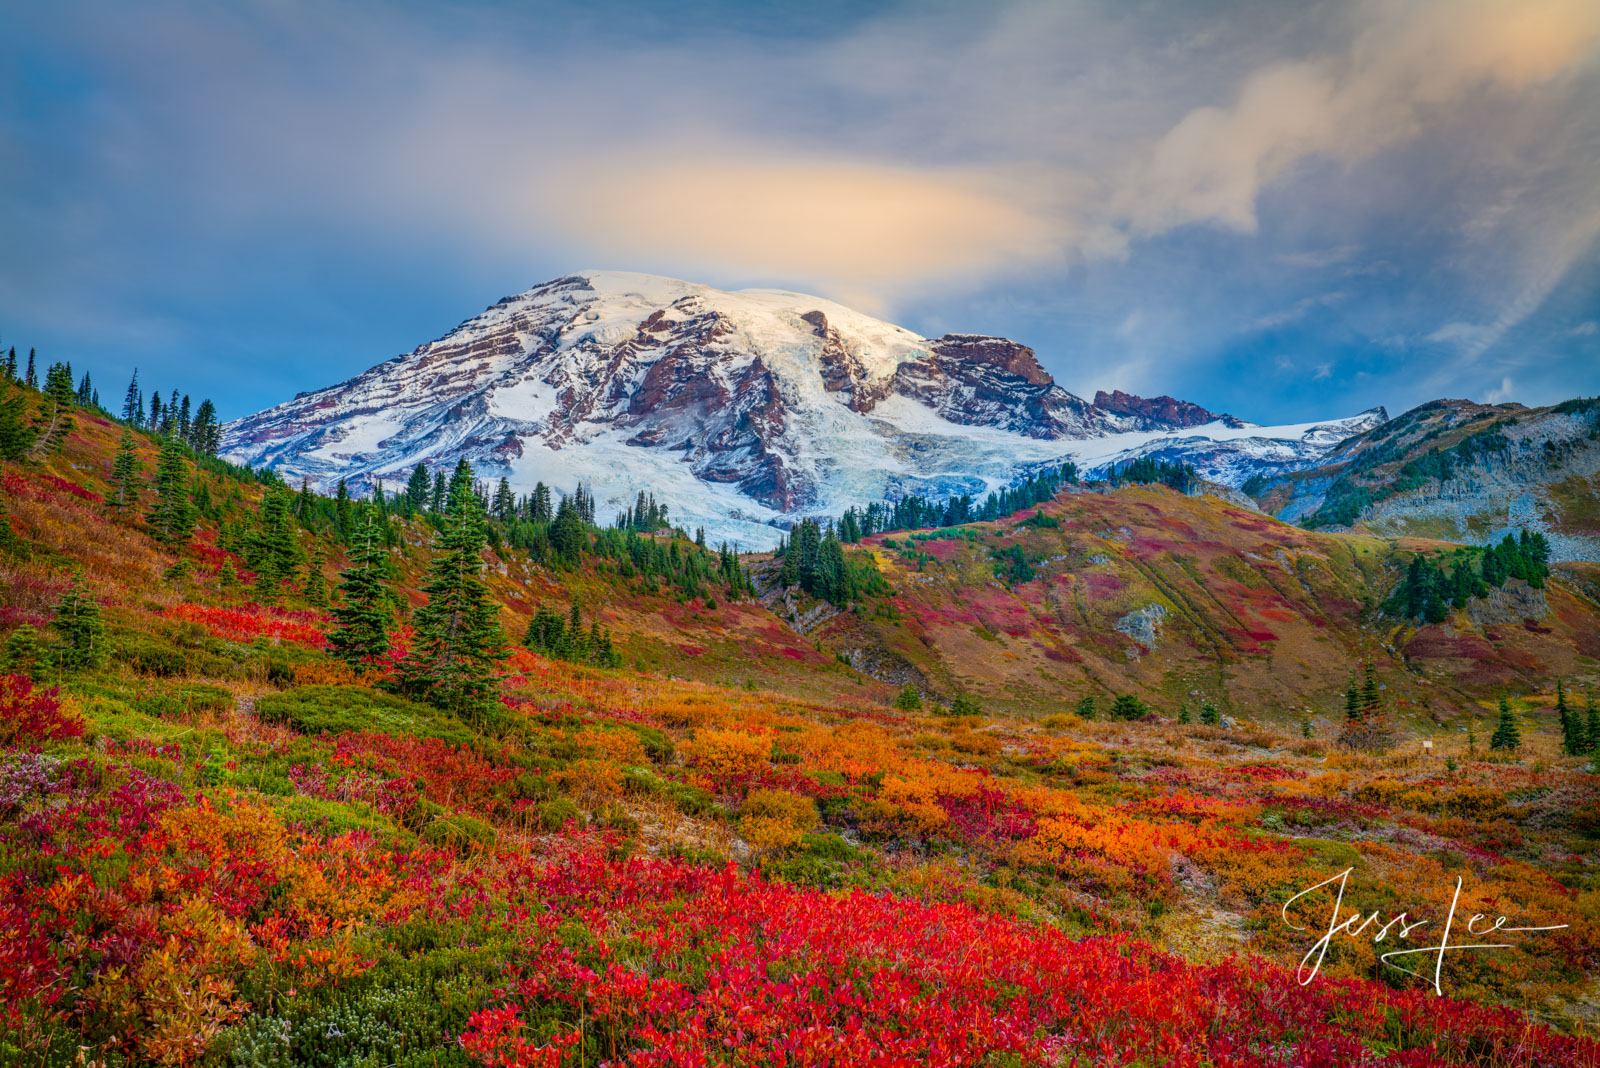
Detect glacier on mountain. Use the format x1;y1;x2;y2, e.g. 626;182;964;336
223;271;1384;548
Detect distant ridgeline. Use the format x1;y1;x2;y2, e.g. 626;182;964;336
1288;398;1600;530
1383;532;1553;624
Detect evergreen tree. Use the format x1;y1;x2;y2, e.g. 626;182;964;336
1360;662;1382;717
245;484;301;600
52;575;105;671
894;685;922;712
302;547;329;608
551;495;586;563
0;391;38;461
1344;675;1361;721
1177;702;1191;724
397;460;508;717
44;362;75;406
1557;679;1584;756
523;603;565;655
177;394;191;440
189;399;220;456
0;495;14;554
1200;700;1221;726
1076;695;1097;720
122;370;143;426
145;437;196;548
1585;690;1599;756
24;349;36;389
1489;694;1522;752
1300;715;1313;738
430;471;447;512
406;463;431;512
328;512;394;666
75;371;93;406
1;625;41;677
492;477;515;523
109;429;142;511
1112;693;1151;721
334;478;354;541
3;347;15;381
530;481;553;524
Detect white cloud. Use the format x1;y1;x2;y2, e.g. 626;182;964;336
1485;376;1517;403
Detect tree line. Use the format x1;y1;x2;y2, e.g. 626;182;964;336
834;463;1079;543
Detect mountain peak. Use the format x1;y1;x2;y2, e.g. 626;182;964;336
1091;389;1237;429
223;272;1382;547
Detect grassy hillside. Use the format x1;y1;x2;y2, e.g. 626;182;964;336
2;380;1599;1065
791;486;1600;728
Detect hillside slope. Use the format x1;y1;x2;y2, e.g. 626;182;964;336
2;380;1599;1064
782;486;1600;728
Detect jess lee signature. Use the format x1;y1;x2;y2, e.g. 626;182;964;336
1281;868;1568;995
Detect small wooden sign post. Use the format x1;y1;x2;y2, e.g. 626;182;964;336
1422;739;1434;757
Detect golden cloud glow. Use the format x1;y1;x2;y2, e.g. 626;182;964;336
542;157;1054;310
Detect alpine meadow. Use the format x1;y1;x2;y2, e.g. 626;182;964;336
3;2;1600;1066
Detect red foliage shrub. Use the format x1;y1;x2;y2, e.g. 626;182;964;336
38;474;103;505
164;602;329;647
0;675;83;746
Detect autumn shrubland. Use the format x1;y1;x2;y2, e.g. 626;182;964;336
2;376;1599;1066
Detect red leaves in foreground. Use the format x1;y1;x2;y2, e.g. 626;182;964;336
0;675;83;747
461;844;1600;1068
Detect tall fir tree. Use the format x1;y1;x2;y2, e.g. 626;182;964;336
3;347;15;381
0;391;38;461
245;484;302;601
302;546;329;608
109;429;142;510
188;399;221;455
24;348;36;389
1586;689;1600;755
334;478;354;541
1359;661;1382;716
328;512;393;666
397;460;508;717
43;363;75;406
122;370;143;426
492;477;515;523
145;437;196;548
1556;679;1584;756
551;494;586;563
1489;694;1522;752
406;462;431;513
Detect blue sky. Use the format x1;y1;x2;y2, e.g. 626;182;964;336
1;0;1597;424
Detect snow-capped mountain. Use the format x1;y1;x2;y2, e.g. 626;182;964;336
222;271;1385;547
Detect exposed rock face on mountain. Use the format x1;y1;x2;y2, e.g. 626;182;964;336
1246;397;1600;562
222;271;1383;547
1092;390;1239;431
